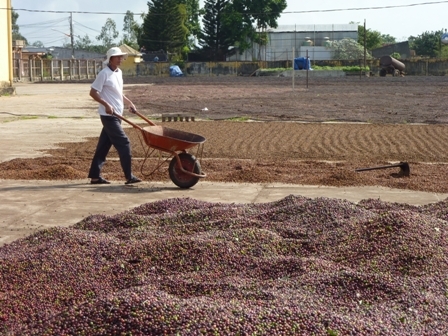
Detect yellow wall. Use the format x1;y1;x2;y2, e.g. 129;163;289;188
120;55;141;75
0;0;13;87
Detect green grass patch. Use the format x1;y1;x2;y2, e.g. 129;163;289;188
226;116;250;122
261;65;370;72
313;65;370;72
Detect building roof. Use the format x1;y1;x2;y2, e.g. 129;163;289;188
20;46;104;60
119;44;142;56
22;46;47;54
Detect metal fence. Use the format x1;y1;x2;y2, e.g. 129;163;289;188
12;57;448;81
13;58;104;82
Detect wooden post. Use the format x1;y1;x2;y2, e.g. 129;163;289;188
364;19;367;74
40;59;44;81
306;50;309;89
292;47;295;90
50;59;54;80
30;58;33;82
60;60;63;80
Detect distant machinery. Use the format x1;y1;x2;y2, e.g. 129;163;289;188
379;56;405;77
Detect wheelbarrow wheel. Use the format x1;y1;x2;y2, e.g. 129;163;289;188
169;153;201;189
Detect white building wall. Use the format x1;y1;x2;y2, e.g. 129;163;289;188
227;24;358;62
0;0;13;86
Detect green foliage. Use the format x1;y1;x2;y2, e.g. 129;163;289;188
173;59;186;69
226;116;250;121
32;41;44;48
355;24;397;50
409;30;447;57
357;25;383;50
260;65;370;72
178;0;202;48
230;0;287;54
140;0;165;51
381;34;396;45
341;65;370;72
72;34;107;54
121;10;139;50
11;8;28;43
220;4;253;53
74;34;92;50
166;3;190;54
140;0;189;58
200;0;232;60
390;52;401;59
439;45;448;58
245;0;287;30
96;18;119;49
200;0;287;59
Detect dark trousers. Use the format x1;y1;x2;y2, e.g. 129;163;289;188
88;115;133;180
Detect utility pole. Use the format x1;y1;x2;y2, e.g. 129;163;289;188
70;12;74;58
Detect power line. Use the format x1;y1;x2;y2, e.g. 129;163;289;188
73;20;101;33
18;17;69;27
3;1;448;16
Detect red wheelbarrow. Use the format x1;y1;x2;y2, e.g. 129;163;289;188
114;111;206;188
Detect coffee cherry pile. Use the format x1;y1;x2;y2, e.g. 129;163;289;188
1;196;447;335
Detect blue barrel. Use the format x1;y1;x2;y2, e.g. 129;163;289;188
294;57;311;70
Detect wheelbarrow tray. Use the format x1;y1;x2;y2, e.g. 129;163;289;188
141;125;206;152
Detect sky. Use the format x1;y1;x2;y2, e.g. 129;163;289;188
9;0;448;47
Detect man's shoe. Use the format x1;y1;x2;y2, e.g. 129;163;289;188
125;176;142;185
90;177;111;184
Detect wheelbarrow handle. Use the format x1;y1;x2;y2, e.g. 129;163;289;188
112;112;143;130
113;109;157;129
133;110;156;126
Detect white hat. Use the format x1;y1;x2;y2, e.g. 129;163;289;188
105;47;127;64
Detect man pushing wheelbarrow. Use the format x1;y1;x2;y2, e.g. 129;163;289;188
88;47;206;188
88;47;142;185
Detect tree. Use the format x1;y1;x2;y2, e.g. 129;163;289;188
178;0;202;48
121;10;139;50
200;0;232;60
332;38;373;60
63;34;106;53
223;0;287;56
409;30;447;57
11;8;28;43
246;0;287;30
381;34;396;45
166;3;189;57
31;41;44;48
74;34;92;50
219;3;253;53
96;18;119;49
139;0;189;57
357;25;383;50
